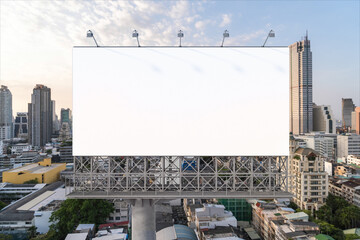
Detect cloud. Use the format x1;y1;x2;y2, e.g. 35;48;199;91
220;14;231;27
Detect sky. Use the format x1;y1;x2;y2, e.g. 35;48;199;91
0;0;359;120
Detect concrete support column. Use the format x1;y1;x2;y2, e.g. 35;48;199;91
131;199;156;240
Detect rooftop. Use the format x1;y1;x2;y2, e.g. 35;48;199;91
65;233;88;240
342;181;360;188
295;148;319;157
284;212;309;220
6;162;65;174
0;181;63;222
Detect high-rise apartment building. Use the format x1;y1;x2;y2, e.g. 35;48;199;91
0;85;13;140
290;148;328;211
28;84;53;147
342;98;355;129
289;35;313;135
313;104;335;134
14;112;28;138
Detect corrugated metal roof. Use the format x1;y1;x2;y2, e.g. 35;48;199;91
17;191;55;211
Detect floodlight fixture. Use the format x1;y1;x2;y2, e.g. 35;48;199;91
262;30;275;47
221;30;229;47
132;30;140;47
86;30;99;47
178;30;184;47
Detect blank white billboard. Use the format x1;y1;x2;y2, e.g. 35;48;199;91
73;47;289;156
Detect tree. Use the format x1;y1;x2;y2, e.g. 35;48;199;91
27;226;37;239
314;219;345;240
317;205;333;223
325;194;349;215
345;234;360;240
0;234;12;240
0;201;7;210
335;205;360;229
288;201;298;210
24;178;39;184
49;199;114;240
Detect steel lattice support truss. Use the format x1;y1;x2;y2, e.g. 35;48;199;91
66;156;291;199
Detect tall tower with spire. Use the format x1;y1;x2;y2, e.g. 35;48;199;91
289;33;313;135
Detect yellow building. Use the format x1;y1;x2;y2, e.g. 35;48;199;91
2;158;66;184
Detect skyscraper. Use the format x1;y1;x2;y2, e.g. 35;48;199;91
289;35;313;135
51;100;60;134
14;112;28;138
342;98;355;129
28;84;53;147
0;85;13;140
60;108;72;124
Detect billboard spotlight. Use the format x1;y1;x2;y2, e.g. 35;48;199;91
221;30;229;47
86;30;99;47
132;30;140;47
262;30;275;47
178;30;184;47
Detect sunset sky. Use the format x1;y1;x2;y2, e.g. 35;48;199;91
1;0;359;119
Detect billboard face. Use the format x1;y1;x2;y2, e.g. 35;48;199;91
73;47;289;156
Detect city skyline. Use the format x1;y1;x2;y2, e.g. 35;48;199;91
0;0;359;119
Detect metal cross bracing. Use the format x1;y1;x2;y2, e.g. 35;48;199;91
66;156;291;199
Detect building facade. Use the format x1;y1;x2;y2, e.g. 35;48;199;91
354;107;360;134
295;135;334;159
342;98;355;129
0;85;13;140
2;158;66;184
289;36;313;135
347;155;360;166
28;84;53;147
14;112;28;138
313;104;335;134
337;134;360;158
290;148;328;211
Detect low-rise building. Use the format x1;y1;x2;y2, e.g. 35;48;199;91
11;143;31;155
0;182;46;203
341;181;360;204
329;179;360;205
194;204;237;231
0;181;63;240
59;145;73;163
353;190;360;208
2;158;66;184
0;151;41;169
347;155;360;166
252;201;320;240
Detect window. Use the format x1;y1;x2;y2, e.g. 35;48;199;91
109;217;114;220
115;209;120;213
115;217;121;220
